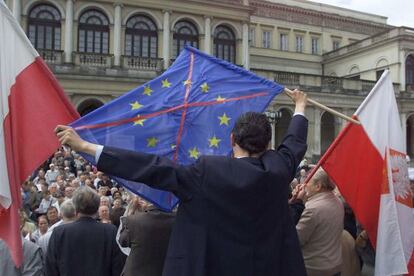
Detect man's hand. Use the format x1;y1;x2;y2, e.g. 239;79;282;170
55;125;97;156
289;183;307;204
289;89;307;114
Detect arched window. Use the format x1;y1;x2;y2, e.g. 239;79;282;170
77;98;104;116
125;15;158;58
213;25;236;63
28;4;61;50
406;55;414;86
173;20;199;58
78;9;109;54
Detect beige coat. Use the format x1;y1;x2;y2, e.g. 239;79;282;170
296;191;344;276
341;230;361;276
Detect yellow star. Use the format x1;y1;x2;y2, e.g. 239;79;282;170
133;116;146;126
143;86;153;96
162;79;171;88
183;79;192;86
200;82;209;93
147;137;159;147
189;147;200;159
218;113;231;126
216;95;226;102
208;135;221;148
130;101;143;110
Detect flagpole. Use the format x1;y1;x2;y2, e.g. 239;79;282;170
284;88;361;125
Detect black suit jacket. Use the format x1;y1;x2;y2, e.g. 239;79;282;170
98;115;308;276
45;216;124;276
119;208;176;276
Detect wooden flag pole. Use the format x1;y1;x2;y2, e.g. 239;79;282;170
284;88;361;125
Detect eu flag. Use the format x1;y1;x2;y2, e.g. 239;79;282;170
71;46;284;211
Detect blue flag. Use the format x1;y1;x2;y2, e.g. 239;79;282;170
71;46;284;211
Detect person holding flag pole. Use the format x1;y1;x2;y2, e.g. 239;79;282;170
56;89;310;276
299;70;414;276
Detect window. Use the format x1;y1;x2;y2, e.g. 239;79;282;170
407;55;414;86
280;33;288;51
28;4;61;50
333;40;340;50
213;25;236;63
78;9;109;54
249;27;255;47
125;15;158;58
376;69;385;81
262;31;271;49
173;20;199;58
295;35;304;53
311;37;319;54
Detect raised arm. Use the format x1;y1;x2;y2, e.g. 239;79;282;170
55;126;202;200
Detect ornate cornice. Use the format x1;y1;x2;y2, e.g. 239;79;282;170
251;0;391;35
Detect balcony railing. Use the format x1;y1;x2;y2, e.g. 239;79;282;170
321;76;343;92
122;56;163;71
274;71;300;86
38;49;63;64
74;52;112;67
406;84;414;92
361;80;376;92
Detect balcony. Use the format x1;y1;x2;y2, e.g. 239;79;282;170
322;76;343;93
122;56;163;72
38;49;63;64
274;71;300;86
74;52;112;67
406;84;414;93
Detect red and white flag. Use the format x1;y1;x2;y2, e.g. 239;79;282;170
0;2;78;266
312;70;414;275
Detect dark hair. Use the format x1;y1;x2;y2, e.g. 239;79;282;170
231;112;271;155
47;206;58;213
72;186;100;215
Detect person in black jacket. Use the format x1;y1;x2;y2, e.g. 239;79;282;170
45;186;124;276
55;90;308;276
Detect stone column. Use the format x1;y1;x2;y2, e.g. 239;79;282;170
313;107;321;157
64;0;74;63
271;122;276;150
12;0;21;23
204;16;211;54
400;50;406;91
242;22;249;69
113;3;123;66
162;10;171;70
401;112;408;151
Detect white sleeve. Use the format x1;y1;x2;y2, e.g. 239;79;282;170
293;112;305;117
95;145;104;163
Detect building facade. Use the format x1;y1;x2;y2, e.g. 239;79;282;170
5;0;414;161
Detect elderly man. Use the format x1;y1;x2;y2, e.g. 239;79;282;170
45;186;124;276
296;169;344;276
38;199;76;256
45;163;59;184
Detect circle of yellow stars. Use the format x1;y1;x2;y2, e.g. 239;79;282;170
128;79;232;158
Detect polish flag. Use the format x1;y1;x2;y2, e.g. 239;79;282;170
310;70;414;275
0;2;78;266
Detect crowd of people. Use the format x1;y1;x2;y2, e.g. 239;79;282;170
6;149;377;276
1;90;381;276
4;147;162;276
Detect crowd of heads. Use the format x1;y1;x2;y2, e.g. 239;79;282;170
20;147;150;242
